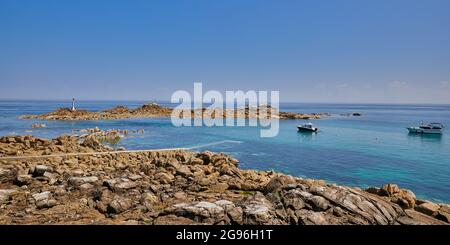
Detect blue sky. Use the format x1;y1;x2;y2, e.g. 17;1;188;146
0;0;449;103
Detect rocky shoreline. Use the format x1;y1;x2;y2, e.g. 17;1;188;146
0;134;449;225
19;103;325;121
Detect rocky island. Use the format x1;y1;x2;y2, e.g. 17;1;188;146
0;134;448;225
19;103;325;121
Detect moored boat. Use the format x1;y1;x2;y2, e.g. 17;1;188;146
407;123;444;134
297;123;318;132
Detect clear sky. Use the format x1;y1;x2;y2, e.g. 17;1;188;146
0;0;449;103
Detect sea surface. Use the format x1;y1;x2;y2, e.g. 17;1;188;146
1;100;449;203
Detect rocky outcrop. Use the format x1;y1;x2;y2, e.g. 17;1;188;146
279;112;328;119
0;135;112;157
19;103;172;121
31;123;46;128
340;112;362;117
74;127;144;145
0;135;448;225
368;184;417;209
19;103;325;121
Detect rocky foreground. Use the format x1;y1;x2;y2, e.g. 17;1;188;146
19;103;325;121
0;135;449;225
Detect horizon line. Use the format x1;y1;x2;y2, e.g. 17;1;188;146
0;98;449;106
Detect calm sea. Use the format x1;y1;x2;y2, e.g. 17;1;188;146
1;100;449;203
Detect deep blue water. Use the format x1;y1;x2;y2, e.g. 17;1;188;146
1;100;449;203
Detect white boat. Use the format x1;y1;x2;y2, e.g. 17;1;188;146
297;123;318;132
407;123;444;135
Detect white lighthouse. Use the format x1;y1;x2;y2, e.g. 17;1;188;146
71;98;76;111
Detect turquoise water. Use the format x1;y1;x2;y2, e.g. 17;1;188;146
1;100;449;203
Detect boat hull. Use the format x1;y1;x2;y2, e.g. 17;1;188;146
298;127;318;132
407;127;443;134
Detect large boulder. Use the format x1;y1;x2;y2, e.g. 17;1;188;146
0;166;18;183
107;196;133;214
215;200;243;224
241;192;283;225
309;185;402;225
436;204;450;223
15;174;33;185
169;201;227;224
0;189;17;205
103;178;137;192
32;191;57;209
415;201;440;216
31;165;53;177
397;209;448;225
297;210;328;225
69;176;99;186
380;184;416;209
175;164;193;177
264;175;297;194
282;189;307;210
155;172;174;184
309;195;330;211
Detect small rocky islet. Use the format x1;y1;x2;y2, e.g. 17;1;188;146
0;134;449;225
19;103;326;121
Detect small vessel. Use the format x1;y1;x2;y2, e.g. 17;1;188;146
297;123;318;132
407;123;444;135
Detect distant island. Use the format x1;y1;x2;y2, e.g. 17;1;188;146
19;102;327;121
